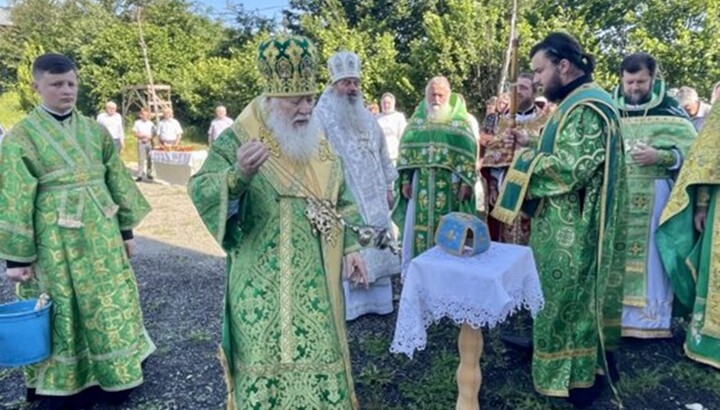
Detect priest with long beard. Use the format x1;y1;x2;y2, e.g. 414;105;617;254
315;51;400;321
393;76;477;275
188;35;368;410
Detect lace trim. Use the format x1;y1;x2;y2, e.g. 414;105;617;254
390;283;544;358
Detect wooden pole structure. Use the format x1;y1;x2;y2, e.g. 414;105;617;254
136;7;160;127
497;0;519;100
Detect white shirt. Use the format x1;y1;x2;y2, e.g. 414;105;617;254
157;118;183;143
133;119;155;141
96;112;124;141
208;117;234;142
376;111;407;162
466;114;480;139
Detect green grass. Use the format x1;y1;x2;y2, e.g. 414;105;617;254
398;347;458;408
617;367;665;396
665;360;720;392
346;309;720;410
186;330;213;344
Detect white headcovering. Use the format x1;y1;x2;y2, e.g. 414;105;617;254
328;51;361;84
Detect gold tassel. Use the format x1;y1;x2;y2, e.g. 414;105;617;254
217;345;236;410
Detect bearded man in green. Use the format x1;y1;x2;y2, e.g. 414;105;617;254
612;52;696;339
1;54;154;409
656;101;720;370
393;76;477;275
492;32;626;407
188;35;368;409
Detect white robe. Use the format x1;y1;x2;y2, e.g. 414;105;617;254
316;90;401;321
376;111;407;163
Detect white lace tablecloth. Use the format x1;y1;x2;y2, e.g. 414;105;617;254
390;243;544;358
150;150;208;166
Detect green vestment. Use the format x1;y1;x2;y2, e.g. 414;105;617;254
656;101;720;369
392;93;477;261
491;83;626;397
0;107;154;395
613;80;696;338
187;97;364;409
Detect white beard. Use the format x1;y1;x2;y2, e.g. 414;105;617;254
264;99;320;162
326;88;372;136
426;102;452;123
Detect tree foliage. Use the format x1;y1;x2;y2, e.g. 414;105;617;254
0;0;718;131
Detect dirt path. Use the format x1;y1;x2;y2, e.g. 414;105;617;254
133;182;224;258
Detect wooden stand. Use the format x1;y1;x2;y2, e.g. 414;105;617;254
455;323;483;410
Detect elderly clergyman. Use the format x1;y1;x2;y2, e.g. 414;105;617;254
393;76;477;275
315;51;400;321
188;35;368;409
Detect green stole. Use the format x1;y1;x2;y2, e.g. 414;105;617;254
214;97;360;409
395;93;477;187
491;83;622;228
393;94;477;252
613;80;697;306
491;82;625;399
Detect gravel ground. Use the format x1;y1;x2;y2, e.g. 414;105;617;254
2;181;720;410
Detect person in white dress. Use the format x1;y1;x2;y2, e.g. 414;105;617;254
376;92;407;164
315;51;401;321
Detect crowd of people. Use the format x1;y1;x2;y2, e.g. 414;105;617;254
0;29;719;410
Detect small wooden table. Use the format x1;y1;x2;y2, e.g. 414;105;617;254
149;149;208;186
390;243;544;409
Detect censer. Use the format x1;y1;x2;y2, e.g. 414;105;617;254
304;196;401;255
267;157;401;255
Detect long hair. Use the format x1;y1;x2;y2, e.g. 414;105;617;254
530;32;595;76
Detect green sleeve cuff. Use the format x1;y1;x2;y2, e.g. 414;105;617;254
227;166;250;197
697;186;710;207
657;149;677;168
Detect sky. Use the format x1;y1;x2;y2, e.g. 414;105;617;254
203;0;290;23
0;0;291;20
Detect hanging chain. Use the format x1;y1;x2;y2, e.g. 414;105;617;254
264;156;401;254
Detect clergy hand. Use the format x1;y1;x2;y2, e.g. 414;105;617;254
401;182;412;199
503;129;528;147
344;252;368;289
479;132;494;146
236;140;269;179
5;267;34;283
694;206;708;232
630;143;658;166
488;180;499;205
458;184;472;201
386;189;395;208
124;239;136;258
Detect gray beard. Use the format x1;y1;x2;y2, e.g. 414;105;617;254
426;102;452;123
326;89;372;136
264;99;320;163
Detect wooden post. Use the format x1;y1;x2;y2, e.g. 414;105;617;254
456;323;484;410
